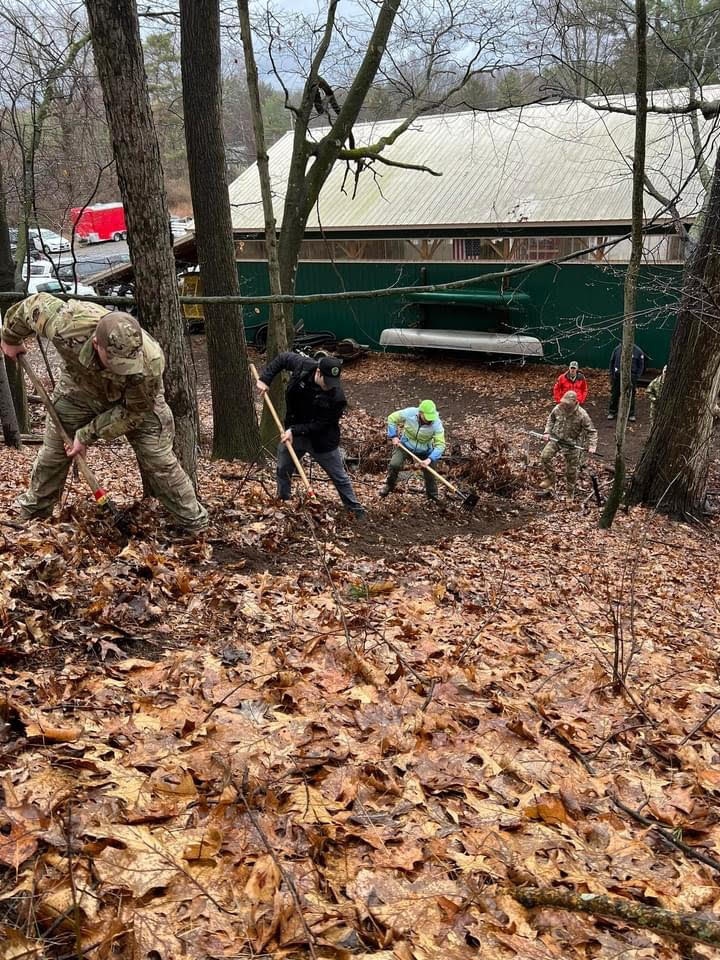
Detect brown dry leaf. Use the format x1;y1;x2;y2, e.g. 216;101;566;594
6;358;720;960
92;825;182;897
182;827;223;861
244;854;282;903
285;784;337;823
0;927;46;960
523;792;576;827
0;807;42;869
695;766;720;793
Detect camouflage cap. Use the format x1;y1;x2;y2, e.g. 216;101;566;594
561;390;578;405
95;312;144;375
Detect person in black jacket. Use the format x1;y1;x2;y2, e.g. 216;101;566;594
256;353;366;518
608;343;645;421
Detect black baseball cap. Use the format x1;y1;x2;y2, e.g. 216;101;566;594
318;356;343;386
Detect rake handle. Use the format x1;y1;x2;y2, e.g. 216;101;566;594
250;362;313;495
397;443;463;496
19;355;111;506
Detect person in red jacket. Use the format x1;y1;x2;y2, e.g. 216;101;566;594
553;361;588;405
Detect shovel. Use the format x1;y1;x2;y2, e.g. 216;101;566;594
250;362;314;497
19;356;125;526
399;445;479;510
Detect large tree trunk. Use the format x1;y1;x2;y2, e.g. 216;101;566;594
599;0;647;528
0;158;27;435
629;145;720;517
238;0;289;450
179;0;261;462
85;0;199;483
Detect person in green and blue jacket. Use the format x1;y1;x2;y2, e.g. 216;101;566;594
379;400;446;501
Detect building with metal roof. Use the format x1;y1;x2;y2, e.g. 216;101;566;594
228;89;720;263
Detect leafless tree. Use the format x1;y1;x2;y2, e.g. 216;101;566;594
600;0;647;528
237;0;524;441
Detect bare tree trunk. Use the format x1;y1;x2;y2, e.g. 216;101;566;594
629;143;720;517
600;0;647;528
0;360;20;448
179;0;261;462
85;0;199;483
274;0;401;336
0;157;27;435
238;0;289;450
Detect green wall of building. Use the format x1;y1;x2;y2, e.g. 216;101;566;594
237;260;683;370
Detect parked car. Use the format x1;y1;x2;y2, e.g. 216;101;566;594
28;228;71;254
28;278;96;297
22;262;94;296
170;217;193;239
57;253;130;283
22;260;60;282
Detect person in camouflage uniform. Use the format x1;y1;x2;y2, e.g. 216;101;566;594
646;366;666;426
1;293;208;530
540;390;598;494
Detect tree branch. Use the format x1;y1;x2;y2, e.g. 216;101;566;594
514;885;720;947
335;150;442;176
610;792;720;875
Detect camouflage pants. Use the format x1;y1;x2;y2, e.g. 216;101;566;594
540;441;583;491
385;447;438;499
18;390;208;529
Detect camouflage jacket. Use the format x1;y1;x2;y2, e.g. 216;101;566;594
2;293;165;445
545;403;598;447
646;373;665;404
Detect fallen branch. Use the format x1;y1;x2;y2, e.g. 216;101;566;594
513;885;720;947
610;792;720;875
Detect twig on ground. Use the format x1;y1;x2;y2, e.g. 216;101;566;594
610;792;720;875
528;703;597;775
238;768;319;960
677;702;720;746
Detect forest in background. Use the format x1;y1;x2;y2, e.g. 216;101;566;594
2;0;717;227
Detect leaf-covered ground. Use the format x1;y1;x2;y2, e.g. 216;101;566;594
1;348;720;959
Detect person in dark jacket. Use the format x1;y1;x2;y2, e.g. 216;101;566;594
608;343;645;421
256;353;366;518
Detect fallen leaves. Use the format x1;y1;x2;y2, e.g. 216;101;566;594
1;355;720;959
